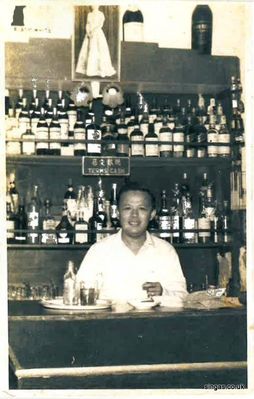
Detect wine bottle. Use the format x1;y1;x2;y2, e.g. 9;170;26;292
36;107;49;155
145;123;159;157
130;117;144;157
158;190;171;241
49;107;61;155
27;185;41;244
56;204;74;245
63;260;78;305
64;179;77;224
41;199;57;244
73;109;86;156
86;114;102;156
14;200;27;244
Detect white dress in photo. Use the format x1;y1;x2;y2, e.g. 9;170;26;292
76;9;116;77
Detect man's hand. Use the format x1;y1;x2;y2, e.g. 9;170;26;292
142;282;163;297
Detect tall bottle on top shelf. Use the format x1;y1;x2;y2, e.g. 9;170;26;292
36;107;49;155
191;5;212;54
56;204;74;245
122;6;144;42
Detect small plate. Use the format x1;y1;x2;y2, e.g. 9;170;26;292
40;297;111;311
128;298;161;310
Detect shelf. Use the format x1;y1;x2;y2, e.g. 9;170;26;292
6;155;234;168
7;243;232;250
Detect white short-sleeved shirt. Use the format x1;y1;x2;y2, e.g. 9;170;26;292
76;229;187;307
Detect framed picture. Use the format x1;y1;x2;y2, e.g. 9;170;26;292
72;5;120;81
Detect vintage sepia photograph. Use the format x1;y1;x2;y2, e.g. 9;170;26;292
1;0;254;398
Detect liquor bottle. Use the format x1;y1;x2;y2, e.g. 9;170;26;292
216;101;224;129
173;108;185;158
236;77;245;113
58;98;69;153
49;107;61;155
218;115;231;157
159;114;173;157
174;98;181;117
231;109;244;145
6;201;16;243
198;195;211;243
198;172;209;211
221;200;231;243
74;210;88;244
158;190;171;241
182;192;197;244
14;200;27;243
191;5;212;54
149;97;159;124
27;185;41;244
124;96;133;125
207;114;218;157
145;123;159;157
195;116;207;158
185;114;197;158
204;184;216;222
21;127;35;155
42;89;50;112
186;99;193;116
56;204;74;245
211;203;222;244
86;114;102;155
153;109;163;136
15;88;24;119
45;98;53;126
63;260;78;305
130;117;144;157
56;90;63;113
180;172;190;208
171;183;182;244
36;107;49;155
67;96;77;133
19;97;30;135
207;98;216;118
29;89;38;117
196;93;207;124
73;109;86;156
104;200;115;238
122;5;144;42
139;102;149;137
64;179;77;224
41;199;57;244
127;114;135;137
110;183;120;228
31;97;41;135
116;111;129;156
9;173;19;215
162;97;171;118
88;198;103;244
101;121;116;156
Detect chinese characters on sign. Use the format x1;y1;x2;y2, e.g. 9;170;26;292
82;157;130;176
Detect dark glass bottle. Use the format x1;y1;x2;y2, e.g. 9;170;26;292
56;204;74;244
41;199;57;244
116;111;129;156
101;121;116;156
27;185;41;244
221;200;231;243
88;198;103;244
130;118;144;157
191;5;213;54
49;107;61;155
159;114;172;157
145;123;159;157
14;201;27;244
86;114;102;156
73;110;86;156
182;192;196;244
158;190;171;241
36;107;49;155
58;98;69;151
64;179;77;224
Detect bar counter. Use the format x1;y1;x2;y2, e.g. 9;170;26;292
9;300;247;390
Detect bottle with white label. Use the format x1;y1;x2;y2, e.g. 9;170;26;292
64;179;77;224
182;192;197;244
139;103;149;137
63;261;78;305
198;196;211;243
74;210;88;244
122;6;144;42
130;118;144;157
207;114;218;157
19;97;30;136
21;127;35;155
145;123;159;157
74;110;86;156
158;190;171;241
49;107;61;155
159;115;173;157
218;115;231;157
58;98;69;154
6;201;16;243
27;185;41;244
56;204;74;245
45;98;53;126
173;108;186;158
117;111;129;156
86;114;101;155
41;199;57;244
36;107;49;155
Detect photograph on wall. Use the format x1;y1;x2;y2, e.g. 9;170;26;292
72;5;119;81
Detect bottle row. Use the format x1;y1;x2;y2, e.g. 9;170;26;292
5;87;244;159
6;173;231;246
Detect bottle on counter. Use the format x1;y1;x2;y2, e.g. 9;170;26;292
58;98;70;154
198;195;211;244
9;173;19;215
88;197;104;244
218;115;231;157
207;114;218;158
116;110;129;157
191;4;213;54
221;200;231;243
159;114;173;157
74;210;88;244
130;117;144;157
63;260;78;305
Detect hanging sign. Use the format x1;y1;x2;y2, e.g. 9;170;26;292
82;156;130;176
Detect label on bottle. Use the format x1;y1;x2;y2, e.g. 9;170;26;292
6;220;15;239
183;217;196;242
22;136;35;155
207;131;218;156
36;126;49;150
145;138;159;157
218;134;231;156
68;111;77;132
172;215;180;238
49;127;61;150
173;132;184;153
205;206;215;221
140;122;149;136
123;22;144;42
60;120;69;139
198;217;211;238
75;223;88;244
28;210;39;229
159;131;173;153
41;219;57;244
87;128;101;154
197;147;206;158
58;231;71;244
158;216;171;238
127;125;135;137
131;135;144;156
74;128;86;151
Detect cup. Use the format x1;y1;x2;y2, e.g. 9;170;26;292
80;281;96;305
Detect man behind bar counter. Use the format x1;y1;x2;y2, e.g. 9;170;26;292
76;182;187;309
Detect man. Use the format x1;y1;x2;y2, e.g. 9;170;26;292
76;182;187;308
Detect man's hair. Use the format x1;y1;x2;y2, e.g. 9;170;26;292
117;181;156;210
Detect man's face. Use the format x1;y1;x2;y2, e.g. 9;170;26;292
118;190;155;239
